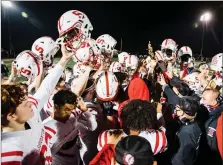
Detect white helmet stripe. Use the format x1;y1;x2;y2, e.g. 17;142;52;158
112;62;116;73
165;39;168;46
26;51;40;76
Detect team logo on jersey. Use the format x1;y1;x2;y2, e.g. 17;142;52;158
123;153;135;165
207;127;216;137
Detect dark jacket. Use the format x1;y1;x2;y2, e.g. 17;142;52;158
162;84;180;111
196;104;223;165
171;121;202;165
205;104;223;164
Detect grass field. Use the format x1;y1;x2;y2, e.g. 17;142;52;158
2;58;203;81
2;57;120;76
3;58;75;70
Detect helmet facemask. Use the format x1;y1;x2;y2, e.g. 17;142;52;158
42;54;54;68
125;66;137;77
99;55;111;70
66;28;86;51
57;27;87;53
101;44;114;59
180;54;192;68
42;47;59;68
162;48;175;61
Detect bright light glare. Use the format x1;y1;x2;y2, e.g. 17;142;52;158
200;12;212;22
194;23;198;28
21;12;28;18
2;1;13;8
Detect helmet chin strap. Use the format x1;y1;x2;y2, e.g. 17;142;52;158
180;63;188;70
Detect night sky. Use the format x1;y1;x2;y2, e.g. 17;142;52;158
1;1;223;58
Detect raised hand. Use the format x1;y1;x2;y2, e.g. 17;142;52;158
61;43;74;60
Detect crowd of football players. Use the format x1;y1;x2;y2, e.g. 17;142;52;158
1;9;223;165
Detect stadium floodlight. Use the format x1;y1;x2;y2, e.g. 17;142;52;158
199;12;212;58
21;12;28;18
200;12;212;22
2;1;13;8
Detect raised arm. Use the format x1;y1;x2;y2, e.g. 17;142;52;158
31;44;74;112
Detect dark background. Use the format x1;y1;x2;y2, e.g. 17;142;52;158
1;1;223;58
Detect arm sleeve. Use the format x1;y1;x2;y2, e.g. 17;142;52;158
163;84;180;108
76;109;98;131
30;64;64;113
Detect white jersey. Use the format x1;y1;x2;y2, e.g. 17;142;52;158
42;107;98;165
1;64;64;165
42;112;81;165
97;126;167;155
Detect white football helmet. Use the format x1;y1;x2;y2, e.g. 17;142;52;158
109;61;123;73
161;39;178;62
31;36;59;67
118;52;130;66
155;50;164;61
73;38;101;65
210;53;222;73
96;34;117;58
177;46;193;66
96;71;119;101
15;50;41;79
125;55;139;75
57;10;93;53
72;62;88;78
88;38;101;56
183;72;202;93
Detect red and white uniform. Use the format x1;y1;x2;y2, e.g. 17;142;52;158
42;107;98;165
42;111;81;165
1;64;64;165
97;126;167;155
